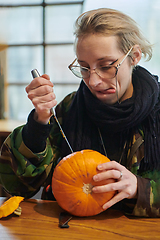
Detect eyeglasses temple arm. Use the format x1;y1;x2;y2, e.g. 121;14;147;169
68;58;77;70
117;47;133;68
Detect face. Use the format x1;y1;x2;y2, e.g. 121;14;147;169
76;34;133;105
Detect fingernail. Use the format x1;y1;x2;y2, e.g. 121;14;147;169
97;164;103;170
102;204;108;210
93;175;98;181
92;187;98;193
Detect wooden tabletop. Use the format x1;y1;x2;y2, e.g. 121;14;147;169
0;197;160;240
0;119;24;134
0;119;25;147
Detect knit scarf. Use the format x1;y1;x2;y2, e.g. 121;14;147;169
61;66;160;172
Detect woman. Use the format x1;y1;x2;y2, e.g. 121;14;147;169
0;8;160;217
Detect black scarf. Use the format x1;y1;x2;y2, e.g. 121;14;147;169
61;66;160;172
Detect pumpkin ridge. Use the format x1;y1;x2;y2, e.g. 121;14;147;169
64;196;85;216
53;178;82;189
66;152;86;183
85;193;103;216
53;185;90;216
68;191;91;216
91;195;103;215
91;189;115;206
91;193;103;209
76;150;88;182
85;191;89;216
55;162;83;186
82;150;93;179
59;159;79;179
58;153;84;185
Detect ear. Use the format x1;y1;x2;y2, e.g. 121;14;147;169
131;45;142;66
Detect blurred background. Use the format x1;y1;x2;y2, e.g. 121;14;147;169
0;0;160;121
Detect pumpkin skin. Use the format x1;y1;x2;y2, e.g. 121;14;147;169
52;149;116;217
0;196;24;218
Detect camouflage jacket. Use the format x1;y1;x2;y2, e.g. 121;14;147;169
0;92;160;217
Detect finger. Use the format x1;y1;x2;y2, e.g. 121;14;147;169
32;91;56;107
26;77;53;93
102;191;126;210
27;85;54;101
41;73;50;80
93;169;123;182
92;180;125;194
93;178;137;201
97;160;124;171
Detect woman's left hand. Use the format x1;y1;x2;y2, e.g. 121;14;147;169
92;161;137;210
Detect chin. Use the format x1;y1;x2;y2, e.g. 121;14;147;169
97;96;118;105
104;99;118;105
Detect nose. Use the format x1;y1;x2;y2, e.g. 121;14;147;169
88;71;102;88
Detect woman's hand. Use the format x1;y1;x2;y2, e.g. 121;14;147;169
92;161;137;210
25;74;57;124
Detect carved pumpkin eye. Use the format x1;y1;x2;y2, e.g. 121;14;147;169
52;149;116;217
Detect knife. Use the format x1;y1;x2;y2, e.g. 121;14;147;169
31;69;73;153
59;212;72;228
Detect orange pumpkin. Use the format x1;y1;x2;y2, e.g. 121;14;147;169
52;149;116;217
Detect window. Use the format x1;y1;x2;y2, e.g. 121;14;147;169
0;0;84;120
1;0;159;120
83;0;160;78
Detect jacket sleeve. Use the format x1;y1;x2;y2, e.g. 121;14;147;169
0;123;61;198
0;92;75;199
131;171;160;217
120;132;160;217
123;151;160;217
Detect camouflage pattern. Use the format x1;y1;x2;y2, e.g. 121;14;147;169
0;92;160;217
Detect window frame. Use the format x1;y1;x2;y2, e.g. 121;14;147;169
0;1;84;119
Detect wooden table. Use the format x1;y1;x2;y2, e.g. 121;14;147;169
0;197;160;240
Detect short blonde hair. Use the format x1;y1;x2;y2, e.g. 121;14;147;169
74;8;152;60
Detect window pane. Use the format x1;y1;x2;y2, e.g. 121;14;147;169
54;84;79;106
8;86;34;121
139;0;160;77
8;84;79;121
46;45;79;83
0;0;42;3
83;0;160;77
0;7;42;44
46;0;82;2
46;5;81;42
8;46;43;83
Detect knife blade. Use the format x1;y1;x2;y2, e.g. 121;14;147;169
31;69;73;153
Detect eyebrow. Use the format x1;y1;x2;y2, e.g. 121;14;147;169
78;58;119;66
78;57;113;63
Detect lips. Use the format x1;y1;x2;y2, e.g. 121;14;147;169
97;88;116;94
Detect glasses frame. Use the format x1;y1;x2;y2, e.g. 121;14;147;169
68;46;133;79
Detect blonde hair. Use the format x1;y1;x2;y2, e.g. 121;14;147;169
74;8;152;60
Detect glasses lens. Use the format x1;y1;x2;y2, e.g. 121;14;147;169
71;66;89;79
80;67;90;79
97;66;117;79
70;65;117;79
70;66;82;78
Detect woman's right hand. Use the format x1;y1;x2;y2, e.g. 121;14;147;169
25;74;57;124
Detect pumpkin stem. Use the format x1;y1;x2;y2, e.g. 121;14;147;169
82;183;93;195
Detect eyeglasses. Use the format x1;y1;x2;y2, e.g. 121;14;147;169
68;47;133;80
